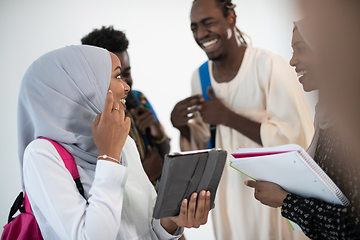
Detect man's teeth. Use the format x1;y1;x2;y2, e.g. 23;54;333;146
203;39;218;48
297;70;309;77
120;99;126;105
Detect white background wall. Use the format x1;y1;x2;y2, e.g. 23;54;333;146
0;0;315;238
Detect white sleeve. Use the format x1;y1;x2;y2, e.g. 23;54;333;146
152;219;184;239
259;54;314;149
180;69;211;151
146;175;184;240
23;139;127;240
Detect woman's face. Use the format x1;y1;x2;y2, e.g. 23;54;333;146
108;52;130;111
114;51;133;88
289;29;317;92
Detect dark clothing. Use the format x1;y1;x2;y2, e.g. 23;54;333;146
282;128;360;239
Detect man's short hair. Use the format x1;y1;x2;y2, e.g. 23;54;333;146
81;26;129;53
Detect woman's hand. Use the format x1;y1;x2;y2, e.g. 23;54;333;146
160;190;212;234
92;90;131;161
244;180;289;208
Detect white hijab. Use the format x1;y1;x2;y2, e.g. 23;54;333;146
17;45;111;188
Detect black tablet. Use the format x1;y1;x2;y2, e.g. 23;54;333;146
153;148;227;219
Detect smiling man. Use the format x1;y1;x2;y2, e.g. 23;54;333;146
171;0;314;239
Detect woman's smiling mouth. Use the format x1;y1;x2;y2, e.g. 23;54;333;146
120;98;126;108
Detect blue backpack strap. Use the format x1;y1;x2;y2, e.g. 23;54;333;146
199;61;211;101
198;61;216;149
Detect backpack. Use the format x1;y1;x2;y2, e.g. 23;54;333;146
199;61;216;149
1;138;85;240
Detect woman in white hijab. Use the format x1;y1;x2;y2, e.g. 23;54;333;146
244;21;360;238
18;45;211;239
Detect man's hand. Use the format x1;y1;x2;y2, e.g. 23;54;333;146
244;180;289;208
132;105;163;140
171;95;204;130
142;146;163;181
198;87;231;125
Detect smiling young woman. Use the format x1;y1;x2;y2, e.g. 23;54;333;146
81;27;170;185
289;25;317;92
244;19;360;239
108;52;130;111
17;45;212;239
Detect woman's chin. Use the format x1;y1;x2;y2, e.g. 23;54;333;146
302;84;317;93
300;76;317;92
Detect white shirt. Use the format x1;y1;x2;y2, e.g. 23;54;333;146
23;137;183;240
181;46;314;240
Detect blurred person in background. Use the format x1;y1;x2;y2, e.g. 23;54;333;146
245;19;360;239
82;27;169;185
300;0;360;215
171;0;314;239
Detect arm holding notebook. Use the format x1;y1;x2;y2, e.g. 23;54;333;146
245;181;360;238
244;180;289;208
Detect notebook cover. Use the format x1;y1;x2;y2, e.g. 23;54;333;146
153;149;227;219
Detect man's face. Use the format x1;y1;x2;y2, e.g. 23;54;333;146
190;0;234;61
114;51;133;88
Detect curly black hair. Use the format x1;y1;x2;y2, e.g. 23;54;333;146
81;26;129;53
193;0;236;18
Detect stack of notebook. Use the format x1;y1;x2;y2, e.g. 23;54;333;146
230;144;349;230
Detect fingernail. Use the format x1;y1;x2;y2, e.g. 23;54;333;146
193;193;197;199
183;199;188;204
244;180;248;186
201;191;206;196
108;90;113;93
207;191;211;197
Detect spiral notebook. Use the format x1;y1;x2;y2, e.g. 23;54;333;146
230;144;349;231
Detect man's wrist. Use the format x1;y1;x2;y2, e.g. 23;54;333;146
221;108;233;126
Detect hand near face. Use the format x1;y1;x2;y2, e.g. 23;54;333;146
142;146;163;181
160;190;213;234
171;95;204;130
92;90;131;160
244;180;289;208
198;87;230;125
132;105;162;140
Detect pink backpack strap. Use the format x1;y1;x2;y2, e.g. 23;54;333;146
38;137;85;198
24;138;86;213
38;137;79;179
23;192;32;214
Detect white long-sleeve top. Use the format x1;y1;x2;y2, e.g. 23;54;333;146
23;137;183;240
181;46;314;240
